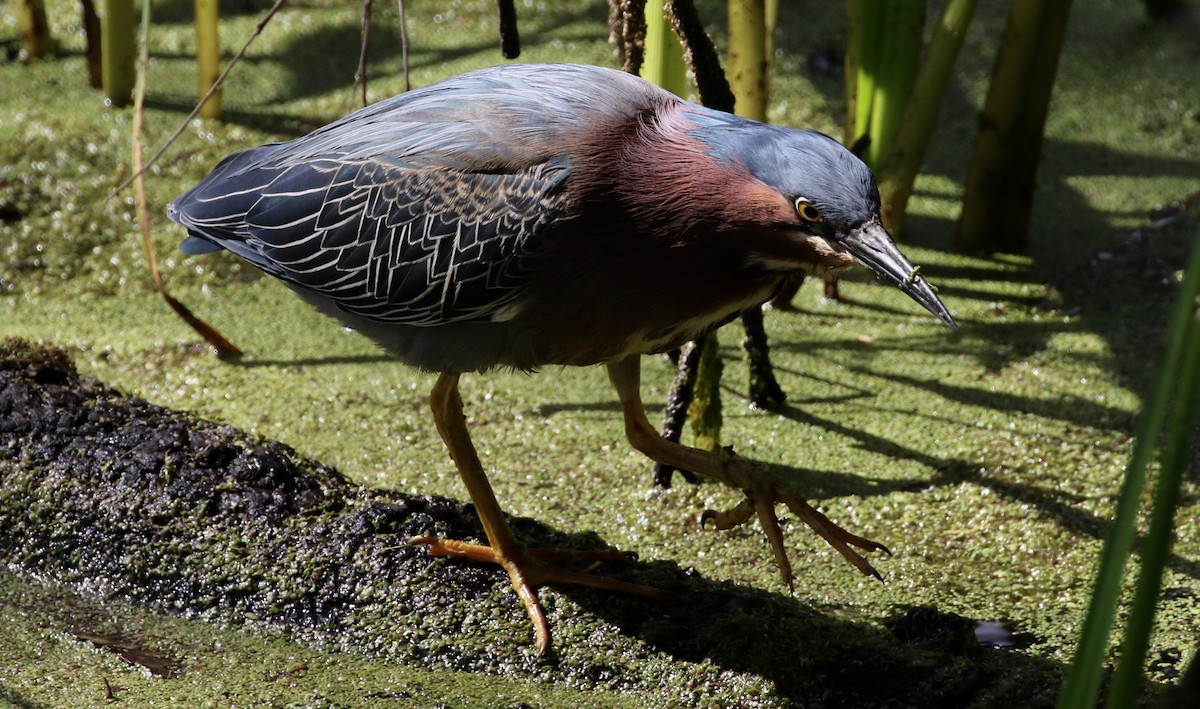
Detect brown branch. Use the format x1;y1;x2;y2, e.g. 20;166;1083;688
665;0;734;113
130;3;241;359
610;0;647;74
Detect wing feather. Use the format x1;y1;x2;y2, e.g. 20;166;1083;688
171;152;571;325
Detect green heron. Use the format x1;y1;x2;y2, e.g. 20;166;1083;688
169;63;956;653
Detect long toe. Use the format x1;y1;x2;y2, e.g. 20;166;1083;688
411;535;665;653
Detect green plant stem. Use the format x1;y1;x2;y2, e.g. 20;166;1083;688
642;0;688;97
843;0;862;145
1058;226;1200;708
1107;253;1200;707
997;0;1073;252
852;0;882;144
955;0;1041;251
17;0;54;62
196;0;223;120
878;0;978;235
865;1;923;170
728;0;768;121
102;0;136;106
955;0;1070;253
688;334;722;453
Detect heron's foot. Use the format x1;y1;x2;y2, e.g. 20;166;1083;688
699;477;890;590
408;535;665;653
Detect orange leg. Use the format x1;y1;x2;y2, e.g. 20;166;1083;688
606;356;889;590
415;372;664;654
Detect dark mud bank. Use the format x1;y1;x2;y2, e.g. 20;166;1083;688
0;338;1065;705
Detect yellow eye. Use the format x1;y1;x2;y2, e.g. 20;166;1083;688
795;199;822;223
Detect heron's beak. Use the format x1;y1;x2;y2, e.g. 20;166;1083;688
841;221;957;330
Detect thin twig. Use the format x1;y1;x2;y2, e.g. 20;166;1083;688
131;1;242;359
398;0;410;91
113;0;290;198
353;0;373;107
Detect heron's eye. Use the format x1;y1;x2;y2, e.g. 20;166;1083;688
794;199;822;223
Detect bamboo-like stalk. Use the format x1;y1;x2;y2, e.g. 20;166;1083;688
764;0;777;114
852;1;883;148
954;0;1043;252
642;0;689;97
993;0;1073;252
195;0;223;119
687;334;723;453
728;0;767;121
843;0;862;145
878;0;978;236
17;0;54;62
765;0;778;60
114;0;289;196
865;1;924;170
102;0;136;106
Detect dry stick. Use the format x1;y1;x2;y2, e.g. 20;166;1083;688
113;0;289;199
130;0;241;358
353;0;373;107
397;0;410;91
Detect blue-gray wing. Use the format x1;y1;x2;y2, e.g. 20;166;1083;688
170;146;571;325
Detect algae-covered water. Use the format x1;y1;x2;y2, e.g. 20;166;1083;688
2;0;1199;706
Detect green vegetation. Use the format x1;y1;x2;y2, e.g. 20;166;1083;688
1;0;1198;705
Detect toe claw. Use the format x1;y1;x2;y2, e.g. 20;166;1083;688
698;464;891;588
699;498;755;531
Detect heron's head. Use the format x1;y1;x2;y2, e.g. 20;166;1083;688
691;119;956;329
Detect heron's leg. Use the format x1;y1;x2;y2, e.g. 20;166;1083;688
606;356;889;590
417;371;663;654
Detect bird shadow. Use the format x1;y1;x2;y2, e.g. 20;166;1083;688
528;400;625;417
712;398;1200;585
544;546;1067;706
226;353;395;369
